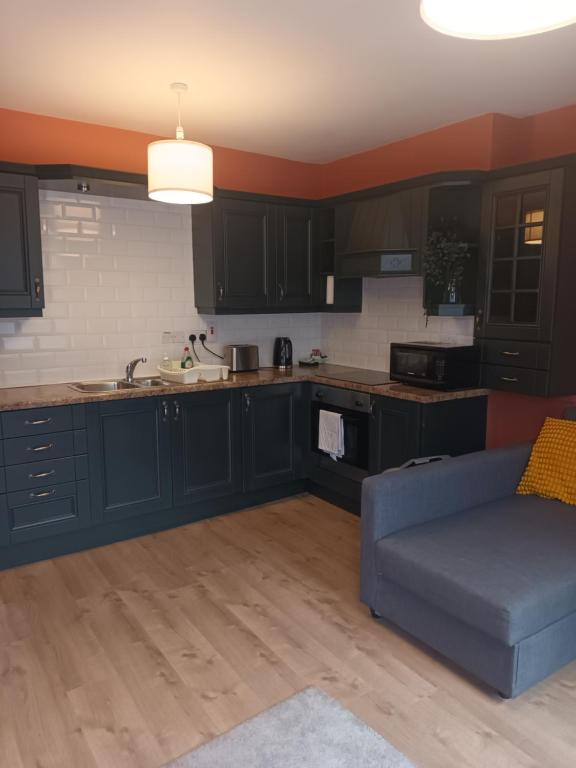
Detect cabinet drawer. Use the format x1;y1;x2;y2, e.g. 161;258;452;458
1;406;72;438
480;340;551;370
5;456;76;492
3;430;76;465
482;365;549;396
1;480;90;545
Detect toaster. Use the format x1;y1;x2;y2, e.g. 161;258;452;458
222;344;259;372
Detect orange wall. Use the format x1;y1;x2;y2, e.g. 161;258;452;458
0;108;322;199
4;103;576;198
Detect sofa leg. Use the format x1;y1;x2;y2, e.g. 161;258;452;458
369;607;382;619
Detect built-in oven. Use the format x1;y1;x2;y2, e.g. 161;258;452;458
310;385;378;480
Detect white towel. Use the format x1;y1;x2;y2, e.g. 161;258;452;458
318;409;344;461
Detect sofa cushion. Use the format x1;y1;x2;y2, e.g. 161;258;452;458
375;494;576;645
517;417;576;505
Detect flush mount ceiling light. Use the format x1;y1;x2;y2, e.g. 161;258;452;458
420;0;576;39
148;82;213;205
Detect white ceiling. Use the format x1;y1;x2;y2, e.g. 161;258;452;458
2;0;576;163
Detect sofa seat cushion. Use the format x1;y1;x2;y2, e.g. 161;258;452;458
375;494;576;645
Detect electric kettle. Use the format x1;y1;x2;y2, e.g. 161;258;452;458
273;337;293;369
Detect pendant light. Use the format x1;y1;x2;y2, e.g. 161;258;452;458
420;0;576;40
148;82;213;204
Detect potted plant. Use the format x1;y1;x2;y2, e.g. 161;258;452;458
423;229;471;317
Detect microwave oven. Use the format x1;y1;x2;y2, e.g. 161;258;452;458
390;342;480;390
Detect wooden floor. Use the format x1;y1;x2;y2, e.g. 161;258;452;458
1;495;575;768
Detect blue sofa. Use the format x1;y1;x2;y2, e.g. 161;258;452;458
361;432;576;697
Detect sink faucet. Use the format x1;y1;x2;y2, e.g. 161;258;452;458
125;357;147;383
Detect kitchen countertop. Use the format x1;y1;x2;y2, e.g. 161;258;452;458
0;365;488;413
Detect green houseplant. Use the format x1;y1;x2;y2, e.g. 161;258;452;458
424;229;471;316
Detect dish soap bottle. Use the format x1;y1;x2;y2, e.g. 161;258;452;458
181;346;194;369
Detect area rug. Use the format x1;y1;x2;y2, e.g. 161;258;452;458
164;686;415;767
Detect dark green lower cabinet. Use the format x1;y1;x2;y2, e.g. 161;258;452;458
243;384;305;491
0;480;90;546
171;390;242;505
87;398;173;521
377;395;487;470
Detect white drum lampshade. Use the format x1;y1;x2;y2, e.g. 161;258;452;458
148;139;213;204
148;82;213;205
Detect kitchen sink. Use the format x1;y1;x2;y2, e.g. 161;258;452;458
69;377;172;393
133;378;168;388
69;380;140;393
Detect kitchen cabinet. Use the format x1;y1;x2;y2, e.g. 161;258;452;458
171;390;242;506
476;165;576;395
313;206;362;312
0;172;44;317
334;186;427;277
0;404;90;548
193;193;359;313
274;204;314;308
243;384;306;491
87;397;173;521
378;395;487;471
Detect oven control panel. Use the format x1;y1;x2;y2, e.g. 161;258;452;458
312;386;372;413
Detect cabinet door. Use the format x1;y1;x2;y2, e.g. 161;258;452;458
171;390;242;506
87;399;172;521
377;397;421;471
0;173;44;315
274;205;314;308
243;384;304;491
477;170;563;342
214;198;273;309
335;188;427;255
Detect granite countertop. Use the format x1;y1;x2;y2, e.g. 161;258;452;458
0;365;488;412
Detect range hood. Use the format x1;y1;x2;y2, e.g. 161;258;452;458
334;249;420;278
36;164;148;200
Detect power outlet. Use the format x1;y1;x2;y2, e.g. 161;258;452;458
206;323;218;342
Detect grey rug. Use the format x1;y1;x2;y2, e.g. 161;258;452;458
164;687;415;767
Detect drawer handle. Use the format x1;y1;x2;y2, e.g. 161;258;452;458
500;351;520;357
500;376;519;383
24;417;53;426
29;489;56;499
26;443;54;452
28;469;56;480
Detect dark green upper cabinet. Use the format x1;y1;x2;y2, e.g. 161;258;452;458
477;169;563;343
274;205;314;308
477;165;576;396
0;173;44;317
192;193;359;314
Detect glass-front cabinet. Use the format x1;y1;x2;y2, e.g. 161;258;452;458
477;169;563;342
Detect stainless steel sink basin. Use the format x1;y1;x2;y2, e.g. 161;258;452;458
69;380;139;393
133;378;169;388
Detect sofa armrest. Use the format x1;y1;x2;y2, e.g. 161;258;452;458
360;442;531;606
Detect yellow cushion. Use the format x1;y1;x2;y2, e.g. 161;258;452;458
517;417;576;505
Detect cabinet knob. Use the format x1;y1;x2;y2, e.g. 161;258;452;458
500;350;520;357
217;282;224;301
500;376;519;383
34;277;42;301
161;401;169;422
244;393;251;412
278;283;285;302
475;308;483;332
173;400;181;421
